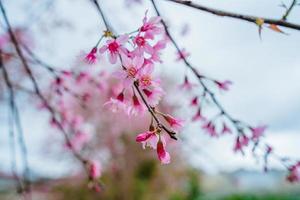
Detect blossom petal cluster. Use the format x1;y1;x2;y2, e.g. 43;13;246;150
81;11;183;164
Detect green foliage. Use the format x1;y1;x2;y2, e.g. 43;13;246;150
220;193;300;200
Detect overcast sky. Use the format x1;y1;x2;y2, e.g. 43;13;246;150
0;0;299;177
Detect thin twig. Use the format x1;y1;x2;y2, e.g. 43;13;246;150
282;0;297;20
0;50;28;197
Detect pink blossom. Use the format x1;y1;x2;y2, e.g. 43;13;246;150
89;160;102;179
113;55;144;88
142;87;164;106
136;130;158;149
192;108;205;122
70;115;83;129
50;117;59;128
215;80;232;91
266;145;273;154
137;64;161;89
157;140;170;164
76;72;90;84
250;125;267;140
234;135;249;153
128;94;146;116
287;162;300;183
150;39;167;62
99;34;128;64
202;121;217;137
62;70;72;77
179;76;196;90
190;96;198;106
0;34;8;48
221;122;232;134
163;114;184;131
140;11;163;39
82;92;91;102
84;47;97;64
133;34;153;56
103;92;126;113
176;48;190;61
69;131;90;151
138;65;154;87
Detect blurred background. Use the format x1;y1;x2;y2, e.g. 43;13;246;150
0;0;300;199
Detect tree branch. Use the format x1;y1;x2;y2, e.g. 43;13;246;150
163;0;300;31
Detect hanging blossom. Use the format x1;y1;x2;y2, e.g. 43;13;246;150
162;114;184;132
99;34;128;64
215;80;232;91
88;160;102;192
287;162;300;183
179;75;197;90
103;92;127;113
250;125;267;140
139;10;163;39
234;134;249;153
84;47;98;64
89;160;102;180
136;128;170;164
176;48;190;61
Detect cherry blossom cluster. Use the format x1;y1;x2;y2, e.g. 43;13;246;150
49;72;93;151
82;12;184;164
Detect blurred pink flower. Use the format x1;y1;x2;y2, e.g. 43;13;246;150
234;135;249;153
89;160;102;179
140;11;163;39
142;88;164;107
221;123;232;134
84;47;97;64
192;108;206;122
179;76;196;90
190;96;198;107
251;125;267;140
136;130;158;149
133;34;153;56
202;121;217;137
128;95;146;116
163;114;184;131
215;80;232;91
176;48;190;61
103;92;126;113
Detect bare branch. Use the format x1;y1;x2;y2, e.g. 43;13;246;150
163;0;300;31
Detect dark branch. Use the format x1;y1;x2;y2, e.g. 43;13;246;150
163;0;300;31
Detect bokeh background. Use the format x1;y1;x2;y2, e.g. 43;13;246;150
0;0;300;199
